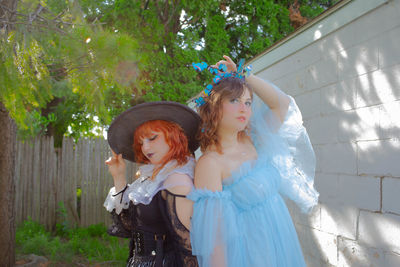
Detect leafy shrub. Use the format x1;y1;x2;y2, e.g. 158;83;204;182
16;218;128;265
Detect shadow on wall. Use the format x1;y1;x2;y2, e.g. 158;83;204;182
276;1;400;266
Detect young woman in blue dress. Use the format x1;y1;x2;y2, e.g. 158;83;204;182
189;56;319;267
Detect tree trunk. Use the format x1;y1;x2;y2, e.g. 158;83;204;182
0;0;18;266
0;102;16;267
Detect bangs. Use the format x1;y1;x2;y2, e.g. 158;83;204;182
133;119;190;179
216;77;252;100
134;120;165;140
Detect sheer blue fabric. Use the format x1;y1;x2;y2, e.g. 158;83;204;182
188;94;319;267
189;189;244;267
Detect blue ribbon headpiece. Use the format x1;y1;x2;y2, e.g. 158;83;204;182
191;59;252;107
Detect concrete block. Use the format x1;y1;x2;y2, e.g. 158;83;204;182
305;115;338;145
312;229;338;266
338;39;379;79
338;237;384;267
359;211;400;254
325;0;400;52
384;252;400;267
296;89;321;119
320;77;357;115
380;100;400;140
304;253;336;267
287;199;321;230
259;64;289;83
379;26;400;68
356;64;400;108
320;203;358;240
306;57;338;91
319;143;357;175
318;37;340;62
274;68;310;96
313;145;322;173
271;78;286;91
259;43;322;81
338;175;380;211
291;40;323;70
383;177;400;214
314;173;338;204
296;224;338;266
259;66;285;82
295;224;318;259
358;139;400;177
303;254;325;267
337;106;380;142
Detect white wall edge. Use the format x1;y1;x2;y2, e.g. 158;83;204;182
248;0;389;74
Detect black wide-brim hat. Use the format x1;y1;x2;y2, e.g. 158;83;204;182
107;101;200;162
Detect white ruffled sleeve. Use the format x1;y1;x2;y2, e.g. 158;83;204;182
103;186;131;215
104;157;196;215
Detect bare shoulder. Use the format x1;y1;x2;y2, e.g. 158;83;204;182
194;152;223;191
164;172;193;196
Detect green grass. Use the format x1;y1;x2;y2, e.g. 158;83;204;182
16;218;129;266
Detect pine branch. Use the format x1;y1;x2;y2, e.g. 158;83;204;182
28;4;45;24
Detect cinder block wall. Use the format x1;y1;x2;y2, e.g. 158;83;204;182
253;0;400;266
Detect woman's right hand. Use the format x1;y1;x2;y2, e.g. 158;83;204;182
213;55;237;73
105;150;127;188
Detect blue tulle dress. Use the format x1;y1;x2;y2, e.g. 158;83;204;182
188;95;319;267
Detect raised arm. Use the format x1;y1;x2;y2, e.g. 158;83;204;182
105;150;127;192
104;150;134;237
246;73;290;122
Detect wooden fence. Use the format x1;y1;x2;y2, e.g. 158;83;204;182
14;136;137;230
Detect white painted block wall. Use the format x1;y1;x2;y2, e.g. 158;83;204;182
255;0;400;266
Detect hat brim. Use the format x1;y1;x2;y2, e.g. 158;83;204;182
107;101;200;162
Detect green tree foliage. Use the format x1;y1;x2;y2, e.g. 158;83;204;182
80;0;338;105
0;0;139;144
1;0;339;141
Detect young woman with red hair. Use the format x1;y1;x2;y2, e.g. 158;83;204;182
103;102;200;267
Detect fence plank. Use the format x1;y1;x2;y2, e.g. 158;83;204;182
15;141;22;226
50;136;57;230
15;137;140;230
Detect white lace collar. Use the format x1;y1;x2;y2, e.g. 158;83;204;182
126;157;195;205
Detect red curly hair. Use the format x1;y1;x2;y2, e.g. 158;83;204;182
133;120;191;180
198;77;253;153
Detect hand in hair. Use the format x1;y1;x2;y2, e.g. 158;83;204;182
212;55;237;73
105;150;127;191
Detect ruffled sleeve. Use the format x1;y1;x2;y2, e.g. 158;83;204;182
250;94;319;213
187;189;244;267
104;186;131;215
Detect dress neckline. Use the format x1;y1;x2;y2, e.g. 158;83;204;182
222;157;258;186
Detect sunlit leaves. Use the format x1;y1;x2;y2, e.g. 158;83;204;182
0;0;139;141
93;0;337;107
1;0;337;141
